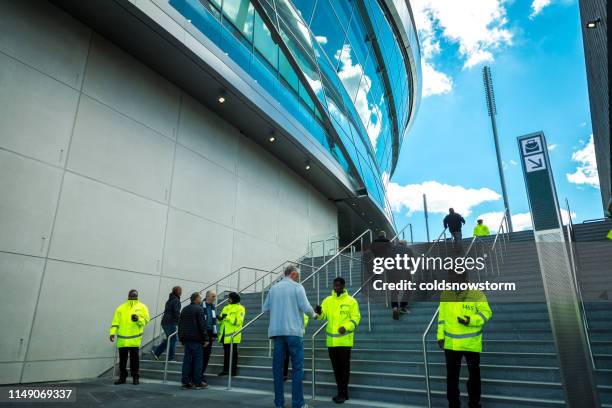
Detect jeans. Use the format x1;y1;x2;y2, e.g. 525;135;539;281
153;324;177;360
445;349;481;408
328;347;351;398
273;336;304;408
181;341;204;385
118;347;139;379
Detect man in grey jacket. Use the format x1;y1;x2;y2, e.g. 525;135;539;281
263;265;317;408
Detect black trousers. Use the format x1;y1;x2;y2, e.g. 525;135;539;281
118;347;139;379
444;349;481;408
328;347;351;398
391;301;408;308
201;332;214;379
222;343;238;374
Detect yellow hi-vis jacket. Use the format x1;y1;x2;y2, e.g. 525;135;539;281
303;314;309;334
218;303;246;344
109;299;150;348
607;229;612;240
437;290;491;353
317;290;360;347
473;224;490;237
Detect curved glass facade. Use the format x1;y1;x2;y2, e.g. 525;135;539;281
168;0;420;223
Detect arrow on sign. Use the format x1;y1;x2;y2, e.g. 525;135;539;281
527;157;544;169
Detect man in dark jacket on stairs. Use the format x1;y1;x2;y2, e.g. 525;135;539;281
178;292;209;389
151;286;182;361
443;208;466;249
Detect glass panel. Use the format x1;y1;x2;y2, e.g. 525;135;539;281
328;0;354;32
253;12;278;69
222;0;254;42
279;52;299;93
290;0;316;25
309;0;347;67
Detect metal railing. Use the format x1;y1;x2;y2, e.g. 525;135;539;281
113;234;336;380
391;223;414;244
489;209;510;276
422;306;439;408
310;273;375;400
225;229;373;390
565;199;595;369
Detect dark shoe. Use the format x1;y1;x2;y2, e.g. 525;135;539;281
194;382;208;389
181;383;193;390
392;308;399;320
231;371;238;377
114;378;126;385
332;395;347;404
150;350;159;361
283;375;288;382
399;307;410;314
217;371;228;376
132;378;139;385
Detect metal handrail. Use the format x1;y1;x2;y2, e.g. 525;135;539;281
423;307;440;408
565;199;595;369
225;228;373;390
310;273;375;400
391;223;414;244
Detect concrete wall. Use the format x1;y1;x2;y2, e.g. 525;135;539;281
0;0;337;384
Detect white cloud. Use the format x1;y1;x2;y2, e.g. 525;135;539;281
476;209;576;232
529;0;552;18
566;134;599;189
335;44;383;149
411;0;513;75
315;35;328;45
421;60;453;97
547;143;558;151
387;180;501;216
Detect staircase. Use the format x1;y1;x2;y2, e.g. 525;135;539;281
137;223;612;407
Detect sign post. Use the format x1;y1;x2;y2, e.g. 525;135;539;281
517;131;599;407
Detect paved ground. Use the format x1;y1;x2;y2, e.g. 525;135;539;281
0;379;374;408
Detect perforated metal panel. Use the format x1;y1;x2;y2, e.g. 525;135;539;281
534;230;600;407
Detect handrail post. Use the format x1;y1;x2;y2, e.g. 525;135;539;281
163;331;177;383
311;335;316;400
423;307;439;408
367;281;371;332
228;336;235;389
112;343;117;378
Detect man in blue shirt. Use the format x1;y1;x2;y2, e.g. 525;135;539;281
263;265;317;408
201;290;218;386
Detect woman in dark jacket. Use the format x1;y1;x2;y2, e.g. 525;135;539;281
151;286;182;361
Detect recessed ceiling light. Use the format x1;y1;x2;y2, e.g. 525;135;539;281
218;96;226;103
586;18;601;28
269;136;276;142
305;161;311;171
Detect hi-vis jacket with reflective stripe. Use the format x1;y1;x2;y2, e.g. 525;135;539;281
437;290;491;352
109;300;150;348
318;290;360;347
218;303;246;344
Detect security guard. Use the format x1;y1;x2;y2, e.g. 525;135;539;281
437;274;491;408
606;229;612;240
217;292;245;376
315;277;361;404
473;219;490;237
109;289;150;385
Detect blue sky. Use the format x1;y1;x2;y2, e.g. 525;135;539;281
388;0;601;242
